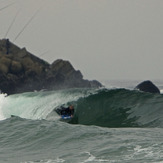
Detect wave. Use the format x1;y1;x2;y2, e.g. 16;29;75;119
71;89;163;127
1;88;163;128
0;89;94;120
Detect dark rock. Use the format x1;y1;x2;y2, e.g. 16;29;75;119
45;59;102;90
0;64;9;74
0;39;102;94
135;80;160;94
51;59;83;79
10;61;23;74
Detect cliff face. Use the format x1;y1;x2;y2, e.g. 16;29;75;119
0;39;102;94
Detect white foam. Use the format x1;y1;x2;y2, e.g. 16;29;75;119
160;89;163;94
0;93;7;120
0;89;92;121
21;158;65;163
80;152;110;163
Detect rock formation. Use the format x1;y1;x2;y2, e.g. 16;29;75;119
135;80;160;94
0;39;102;94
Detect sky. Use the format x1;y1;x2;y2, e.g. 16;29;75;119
0;0;163;81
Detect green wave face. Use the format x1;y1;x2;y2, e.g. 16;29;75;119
71;89;163;128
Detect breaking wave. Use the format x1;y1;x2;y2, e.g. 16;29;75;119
1;88;163;127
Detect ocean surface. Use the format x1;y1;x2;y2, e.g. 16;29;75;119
1;80;163;163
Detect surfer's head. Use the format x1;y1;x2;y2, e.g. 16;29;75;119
69;105;74;110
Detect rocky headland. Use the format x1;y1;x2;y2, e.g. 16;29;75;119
0;39;102;94
135;80;160;94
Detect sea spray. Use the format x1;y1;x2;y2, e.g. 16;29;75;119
0;93;7;120
1;89;94;121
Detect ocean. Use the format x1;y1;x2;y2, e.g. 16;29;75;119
0;80;163;163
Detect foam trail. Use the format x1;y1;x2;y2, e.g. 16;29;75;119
0;93;7;120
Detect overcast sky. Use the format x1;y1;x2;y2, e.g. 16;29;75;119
0;0;163;81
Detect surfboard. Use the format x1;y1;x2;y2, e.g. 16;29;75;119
60;115;72;123
61;115;72;120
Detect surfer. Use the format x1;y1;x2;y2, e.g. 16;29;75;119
60;105;74;117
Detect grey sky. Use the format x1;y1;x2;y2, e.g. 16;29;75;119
0;0;163;81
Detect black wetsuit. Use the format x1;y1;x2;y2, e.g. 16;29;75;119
60;107;74;116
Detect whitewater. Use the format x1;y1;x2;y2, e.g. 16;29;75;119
1;81;163;162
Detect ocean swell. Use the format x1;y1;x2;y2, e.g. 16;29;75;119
1;88;163;128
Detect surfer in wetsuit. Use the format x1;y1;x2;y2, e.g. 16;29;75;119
60;105;74;117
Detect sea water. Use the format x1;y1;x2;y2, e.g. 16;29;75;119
0;80;163;163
